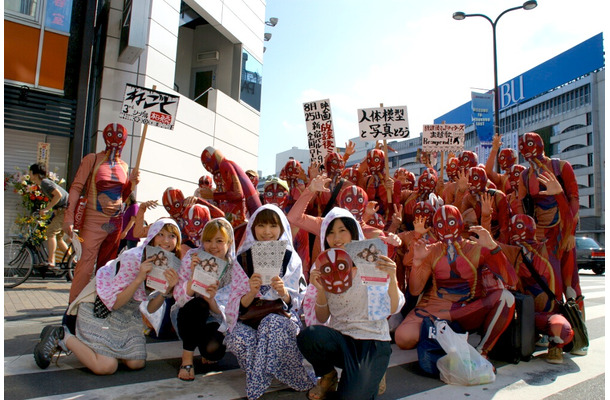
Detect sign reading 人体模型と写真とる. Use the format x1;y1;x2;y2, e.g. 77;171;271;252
357;106;409;142
304;99;335;166
120;84;180;130
422;124;465;153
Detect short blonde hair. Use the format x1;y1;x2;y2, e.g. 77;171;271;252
201;219;233;246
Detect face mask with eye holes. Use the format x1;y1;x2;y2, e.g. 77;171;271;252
316;248;354;294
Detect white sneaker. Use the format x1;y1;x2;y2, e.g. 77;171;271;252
570;346;588;356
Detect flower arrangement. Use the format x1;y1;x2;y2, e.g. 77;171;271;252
4;167;65;244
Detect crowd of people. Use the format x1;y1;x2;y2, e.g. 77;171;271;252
32;122;586;400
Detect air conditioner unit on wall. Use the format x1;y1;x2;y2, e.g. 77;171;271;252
197;51;219;62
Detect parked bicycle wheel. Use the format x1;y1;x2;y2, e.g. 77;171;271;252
65;251;77;282
4;241;34;288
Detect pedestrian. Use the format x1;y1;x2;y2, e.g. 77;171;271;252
173;218;236;380
34;218;181;374
28;162;69;269
223;204;315;400
298;207;404;400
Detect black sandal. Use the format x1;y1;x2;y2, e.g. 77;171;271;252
178;364;195;381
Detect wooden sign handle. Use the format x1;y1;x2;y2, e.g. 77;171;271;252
134;84;157;173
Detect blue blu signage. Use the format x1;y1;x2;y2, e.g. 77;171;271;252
471;92;494;143
45;0;73;33
435;33;604;125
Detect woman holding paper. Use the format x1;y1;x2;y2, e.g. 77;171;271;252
173;218;236;381
33;218;181;374
224;204;315;400
298;207;405;400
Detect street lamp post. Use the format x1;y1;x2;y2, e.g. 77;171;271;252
453;1;537;137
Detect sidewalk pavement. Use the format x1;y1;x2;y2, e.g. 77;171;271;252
4;276;71;321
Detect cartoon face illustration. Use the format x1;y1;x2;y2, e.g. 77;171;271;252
316;248;354;294
162;188;185;219
325;152;345;176
182;204;211;242
413;201;435;228
433;205;463;243
338;185;367;220
417;169;437;193
498;148;517;171
366;212;385;230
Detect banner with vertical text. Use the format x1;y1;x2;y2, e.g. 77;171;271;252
303;99;335;167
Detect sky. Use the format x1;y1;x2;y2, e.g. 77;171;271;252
257;0;606;177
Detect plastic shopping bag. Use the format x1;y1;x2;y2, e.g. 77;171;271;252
435;320;495;386
139;292;166;336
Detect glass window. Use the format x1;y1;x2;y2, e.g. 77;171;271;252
240;50;262;111
5;0;41;23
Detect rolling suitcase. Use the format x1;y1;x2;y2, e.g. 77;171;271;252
489;291;536;364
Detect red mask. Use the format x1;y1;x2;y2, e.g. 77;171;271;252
468;167;488;195
325;152;345;177
446;157;460;181
519;132;545;161
182;204;211;243
509;214;536;245
246;171;259;188
498;148;517;171
279;159;302;181
316;248;354;294
508;164;526;191
417;170;437;194
414;201;435;228
200;147;219;173
394;168;407;181
102;123;127;152
404;171;415;190
366;149;384;173
459;151;478;170
212;171;224;191
341;167;361;185
199;176;213;189
162;188;185;219
263;182;288;208
433;205;463;243
366;213;386;230
338;185;367;220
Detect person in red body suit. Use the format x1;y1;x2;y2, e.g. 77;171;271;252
279;159;308;211
63;123;139;304
459;167;510;244
485;134;517;194
516;132;585;355
199;147;262;244
394;205;517;359
496;212;574;364
506;164;526;214
401;168;438;230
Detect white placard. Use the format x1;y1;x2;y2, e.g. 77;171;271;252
344;238;389;285
357;106;409;141
304;99;335;167
120;84;180;130
251;240;288;284
190;250;228;298
422;124;465;152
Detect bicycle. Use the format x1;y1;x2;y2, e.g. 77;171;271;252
4;212;77;289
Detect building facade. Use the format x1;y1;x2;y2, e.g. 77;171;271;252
4;0;268;234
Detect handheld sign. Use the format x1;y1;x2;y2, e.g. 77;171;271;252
422;124;465;153
357;106;409;141
345;238;389;286
303;99;335;167
191;250;229;298
120;84;179;130
251;240;288;284
144;246;181;293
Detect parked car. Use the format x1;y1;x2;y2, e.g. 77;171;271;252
575;236;605;275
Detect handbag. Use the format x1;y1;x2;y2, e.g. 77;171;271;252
239;298;289;329
93;295;112;319
520;250;589;352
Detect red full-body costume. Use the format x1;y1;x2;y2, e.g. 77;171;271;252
498;214;574;357
200;147;262;244
64;123;135;303
394;205;517;357
516;132;583;312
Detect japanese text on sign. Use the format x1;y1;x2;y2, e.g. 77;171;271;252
357;106;409;141
422;124;465;152
303;99;335;167
120;84;180;130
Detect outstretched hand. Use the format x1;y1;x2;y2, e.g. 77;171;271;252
468;225;497;250
308;174;331;193
537;172;563;196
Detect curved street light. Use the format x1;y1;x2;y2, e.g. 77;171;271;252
453;1;537;137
